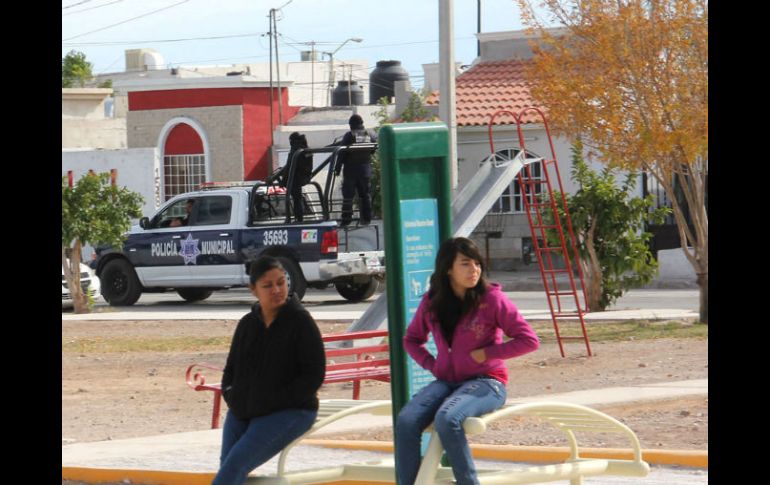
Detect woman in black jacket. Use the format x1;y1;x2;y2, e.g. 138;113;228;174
213;256;326;485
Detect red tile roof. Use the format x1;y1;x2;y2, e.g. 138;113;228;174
425;59;545;127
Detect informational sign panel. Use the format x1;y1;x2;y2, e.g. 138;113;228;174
400;199;440;397
378;122;452;426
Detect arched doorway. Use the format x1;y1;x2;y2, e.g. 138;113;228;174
159;119;209;201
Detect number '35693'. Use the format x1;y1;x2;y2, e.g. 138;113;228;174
262;230;288;246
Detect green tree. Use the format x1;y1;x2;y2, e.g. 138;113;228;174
62;173;144;314
516;0;708;322
369;97;391;218
62;50;93;88
544;140;670;311
399;90;434;123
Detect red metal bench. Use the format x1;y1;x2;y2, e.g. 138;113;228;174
185;329;391;429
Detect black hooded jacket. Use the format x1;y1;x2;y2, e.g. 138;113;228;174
284;134;313;187
221;295;326;420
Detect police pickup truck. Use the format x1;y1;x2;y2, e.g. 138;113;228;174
95;144;384;306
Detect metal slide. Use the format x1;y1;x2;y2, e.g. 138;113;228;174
346;150;534;333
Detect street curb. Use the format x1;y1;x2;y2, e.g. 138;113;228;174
301;439;708;469
62;439;707;485
62;466;371;485
62;467;215;485
61;467;364;485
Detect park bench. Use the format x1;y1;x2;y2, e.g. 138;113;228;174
185;329;390;429
234;400;649;484
415;401;651;484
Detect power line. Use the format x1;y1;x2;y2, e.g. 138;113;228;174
63;32;265;47
63;0;123;17
63;0;95;9
276;34;303;53
94;53;124;75
63;33;476;52
62;0;192;42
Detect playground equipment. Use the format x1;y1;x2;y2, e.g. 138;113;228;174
242;400;649;484
350;111;592;357
489;108;592;357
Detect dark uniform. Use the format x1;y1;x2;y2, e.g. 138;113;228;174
335;114;377;226
284;132;313;222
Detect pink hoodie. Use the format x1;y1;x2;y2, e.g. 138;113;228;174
403;283;540;384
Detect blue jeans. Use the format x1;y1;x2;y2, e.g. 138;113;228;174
213;408;317;485
395;377;507;485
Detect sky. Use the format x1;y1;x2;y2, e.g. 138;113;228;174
61;0;540;90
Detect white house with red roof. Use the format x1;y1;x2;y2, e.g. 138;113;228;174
426;29;593;269
425;29;689;284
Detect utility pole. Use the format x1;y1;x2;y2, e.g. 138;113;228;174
348;64;353;106
327;52;335;106
439;0;458;188
325;38;363;107
267;16;274;148
272;8;284;125
477;0;482;57
310;41;315;107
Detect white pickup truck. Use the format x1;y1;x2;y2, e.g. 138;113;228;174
95;144;385;306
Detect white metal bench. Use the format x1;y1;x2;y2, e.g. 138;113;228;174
417;401;651;485
245;400;650;485
246;399;394;484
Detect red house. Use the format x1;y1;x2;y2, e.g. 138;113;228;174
124;76;300;201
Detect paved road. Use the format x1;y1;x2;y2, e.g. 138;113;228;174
66;287;698;316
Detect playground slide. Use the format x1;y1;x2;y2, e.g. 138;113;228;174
347;150;531;333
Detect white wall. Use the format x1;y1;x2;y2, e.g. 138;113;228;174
62;88;127;150
62;88;113;119
62;118;127;150
61;148;162;218
646;248;697;288
96;58;370;109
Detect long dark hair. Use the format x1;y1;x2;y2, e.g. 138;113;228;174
428;237;488;345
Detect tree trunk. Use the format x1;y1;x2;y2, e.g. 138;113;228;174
697;271;707;324
63;240;90;314
586;258;603;312
583;218;604;312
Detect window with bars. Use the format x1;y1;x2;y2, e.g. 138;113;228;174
642;172;675;226
163;154;206;201
484;148;544;214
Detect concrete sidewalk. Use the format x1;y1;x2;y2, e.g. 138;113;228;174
61;306;698;322
62;378;708;483
487;269;697;291
62;271;703;483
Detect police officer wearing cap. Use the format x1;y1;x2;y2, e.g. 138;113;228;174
333;114;377;226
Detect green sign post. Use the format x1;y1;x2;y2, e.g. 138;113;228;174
379;122;453;423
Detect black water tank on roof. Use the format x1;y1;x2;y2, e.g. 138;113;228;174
332;80;364;106
369;60;409;104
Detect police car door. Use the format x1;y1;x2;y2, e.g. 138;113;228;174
183;194;241;285
129;196;197;285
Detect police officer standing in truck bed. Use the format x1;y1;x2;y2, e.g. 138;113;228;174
333;114;377;227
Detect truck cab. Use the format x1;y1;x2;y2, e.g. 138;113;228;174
95;144;385;306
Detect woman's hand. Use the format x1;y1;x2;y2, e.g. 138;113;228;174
470;348;486;364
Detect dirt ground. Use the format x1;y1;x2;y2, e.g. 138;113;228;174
62;319;707;450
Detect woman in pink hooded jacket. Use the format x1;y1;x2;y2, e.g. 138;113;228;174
395;237;540;485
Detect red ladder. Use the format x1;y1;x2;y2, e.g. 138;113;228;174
488;108;592;357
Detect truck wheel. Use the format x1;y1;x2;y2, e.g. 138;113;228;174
335;277;379;302
101;259;142;306
276;257;307;301
176;288;213;302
